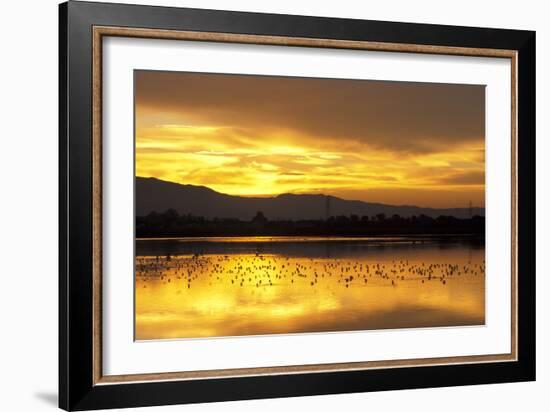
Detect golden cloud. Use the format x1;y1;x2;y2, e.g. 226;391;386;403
135;70;485;208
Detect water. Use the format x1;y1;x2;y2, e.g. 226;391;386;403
135;236;485;340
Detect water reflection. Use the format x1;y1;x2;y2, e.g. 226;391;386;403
135;236;485;340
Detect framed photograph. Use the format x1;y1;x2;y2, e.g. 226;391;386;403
59;1;536;410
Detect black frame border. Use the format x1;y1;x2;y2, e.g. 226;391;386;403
59;1;535;410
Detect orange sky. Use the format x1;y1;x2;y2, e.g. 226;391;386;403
135;70;485;208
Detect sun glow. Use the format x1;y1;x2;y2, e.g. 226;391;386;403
135;71;485;208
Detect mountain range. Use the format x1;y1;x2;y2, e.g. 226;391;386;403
136;177;484;221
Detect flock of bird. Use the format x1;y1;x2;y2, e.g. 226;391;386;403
136;253;485;290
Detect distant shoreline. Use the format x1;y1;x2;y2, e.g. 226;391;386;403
136;213;485;239
135;234;485;242
135;232;486;239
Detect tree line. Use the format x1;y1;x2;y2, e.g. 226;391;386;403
136;209;485;238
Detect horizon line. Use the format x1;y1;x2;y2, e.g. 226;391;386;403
136;175;486;210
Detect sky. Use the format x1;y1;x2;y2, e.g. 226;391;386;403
135;70;485;208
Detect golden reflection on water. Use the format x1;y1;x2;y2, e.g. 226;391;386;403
135;238;485;340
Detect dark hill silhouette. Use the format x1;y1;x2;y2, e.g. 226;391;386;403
136;176;484;220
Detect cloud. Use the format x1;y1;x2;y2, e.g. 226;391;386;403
438;171;485;185
135;70;485;154
134;70;486;207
